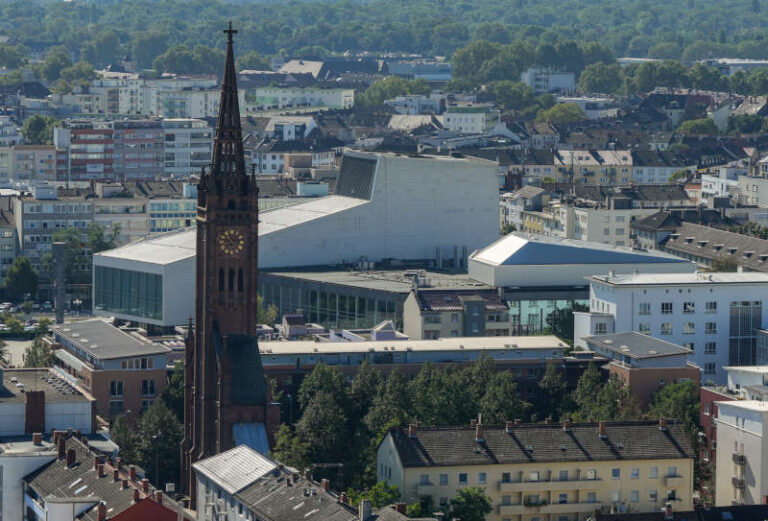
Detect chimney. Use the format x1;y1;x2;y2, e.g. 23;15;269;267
395;503;406;514
359;499;372;521
98;464;105;478
122;479;129;490
505;421;513;433
66;448;76;466
475;424;484;443
470;419;477;427
563;420;571;432
141;479;149;493
514;418;522;425
97;502;106;521
659;417;668;431
286;477;292;487
33;432;42;445
304;468;312;481
133;488;140;503
129;466;136;481
94;456;101;471
339;492;348;504
664;501;673;520
113;469;119;482
115;457;122;470
58;436;66;459
598;421;607;439
407;424;417;438
155;490;163;503
544;418;552;424
321;478;330;492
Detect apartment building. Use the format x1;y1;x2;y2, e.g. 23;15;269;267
0;204;18;282
162;118;213;177
49;319;169;420
554;150;633;185
574;272;768;383
521;67;576;93
11;145;56;182
715;400;768;507
0;115;21;147
403;288;511;339
240;86;354;112
158;88;220;118
443;106;501;134
557;204;658;247
92;183;149;245
133;181;197;233
378;420;695;521
53;121;114;181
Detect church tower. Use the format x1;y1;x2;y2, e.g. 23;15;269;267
181;24;279;506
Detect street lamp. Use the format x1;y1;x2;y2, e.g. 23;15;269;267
152;432;162;485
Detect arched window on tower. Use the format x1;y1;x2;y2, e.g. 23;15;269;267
228;268;235;292
238;268;244;292
218;268;224;292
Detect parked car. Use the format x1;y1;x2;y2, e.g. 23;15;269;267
42;301;52;311
31;303;40;311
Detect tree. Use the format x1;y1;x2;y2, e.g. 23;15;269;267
358;76;430;106
450;487;492;521
271;424;312;471
365;369;412;436
297;361;348;410
546;303;588;342
23;115;59;145
670;169;690;182
36;317;52;334
538;362;569;420
346;481;400;508
478;371;531;423
578;62;623;93
110;414;139;462
648;380;700;434
0;44;25;69
0;338;7;365
87;223;121;253
162;362;184;421
711;256;739;272
131;32;168;70
238;51;271;71
295;390;349;462
572;363;604;419
23;336;54;368
51;61;98;93
536;103;588;124
137;400;183;488
21;300;32;314
493;81;535;112
3;256;38;301
727;114;765;134
34;46;72;83
5;316;22;335
678;118;718;135
81;30;121;68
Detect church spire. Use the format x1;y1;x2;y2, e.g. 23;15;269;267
210;22;246;177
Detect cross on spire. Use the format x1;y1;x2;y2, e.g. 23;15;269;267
224;21;237;43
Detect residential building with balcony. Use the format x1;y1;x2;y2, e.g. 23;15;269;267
573;272;768;383
443;106;501;134
240;86;354;112
521;67;576;93
11;145;56;182
48;319;169;421
162;118;213;177
378;419;695;521
158;88;220;118
699;385;736;464
0;115;21;147
554;150;633;185
715;400;768;507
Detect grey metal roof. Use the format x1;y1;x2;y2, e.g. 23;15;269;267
583;332;691;359
50;319;170;361
193;445;277;495
0;368;90;404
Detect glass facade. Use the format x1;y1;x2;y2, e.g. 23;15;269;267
259;279;400;329
508;299;588;334
729;300;762;366
94;265;163;320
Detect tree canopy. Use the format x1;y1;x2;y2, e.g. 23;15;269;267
3;256;38;301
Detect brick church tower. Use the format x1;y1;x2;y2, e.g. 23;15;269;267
180;24;279;506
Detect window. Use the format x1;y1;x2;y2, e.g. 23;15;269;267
458;473;467;485
639;323;651;334
439;473;448;486
419;474;430;485
586;469;597;480
558;493;568;504
706;362;718;374
706;322;717;334
683;302;695;314
667;466;678;477
683;342;694;352
668;490;677;501
141;399;153;412
477;472;487;484
704;402;711;415
630;490;639;502
595;323;607;334
611;491;620;502
650;489;658;501
109;400;124;416
586;492;597;503
501;472;511;483
661;302;673;314
683;322;695;334
630;468;639;479
705;342;717;354
639;302;651;315
501;495;511;506
451;313;458;323
141;380;156;396
529;471;540;482
110;380;124;397
706;301;717;313
612;468;620;479
559;470;568;481
661;323;673;335
649;467;658;478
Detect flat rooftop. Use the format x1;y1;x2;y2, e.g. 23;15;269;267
583;332;691;359
263;267;487;294
590;272;768;286
723;365;768;373
259;335;569;355
716;400;768;412
50;319;170;360
0;368;90;404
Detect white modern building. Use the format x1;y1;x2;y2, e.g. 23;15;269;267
443;106;500;134
555;96;619;119
240;86;354;112
574;272;768;383
158;88;220;118
714;400;768;506
724;365;768;399
0;438;57;521
93;151;499;326
162;119;213;177
469;233;696;288
521;67;576;93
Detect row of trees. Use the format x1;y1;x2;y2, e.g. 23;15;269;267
271;357;700;504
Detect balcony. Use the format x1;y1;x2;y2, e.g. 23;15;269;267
733;453;746;465
664;474;684;485
416;482;435;495
498;477;601;492
498;501;599;516
732;476;745;489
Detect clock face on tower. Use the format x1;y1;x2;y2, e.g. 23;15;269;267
218;228;245;255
